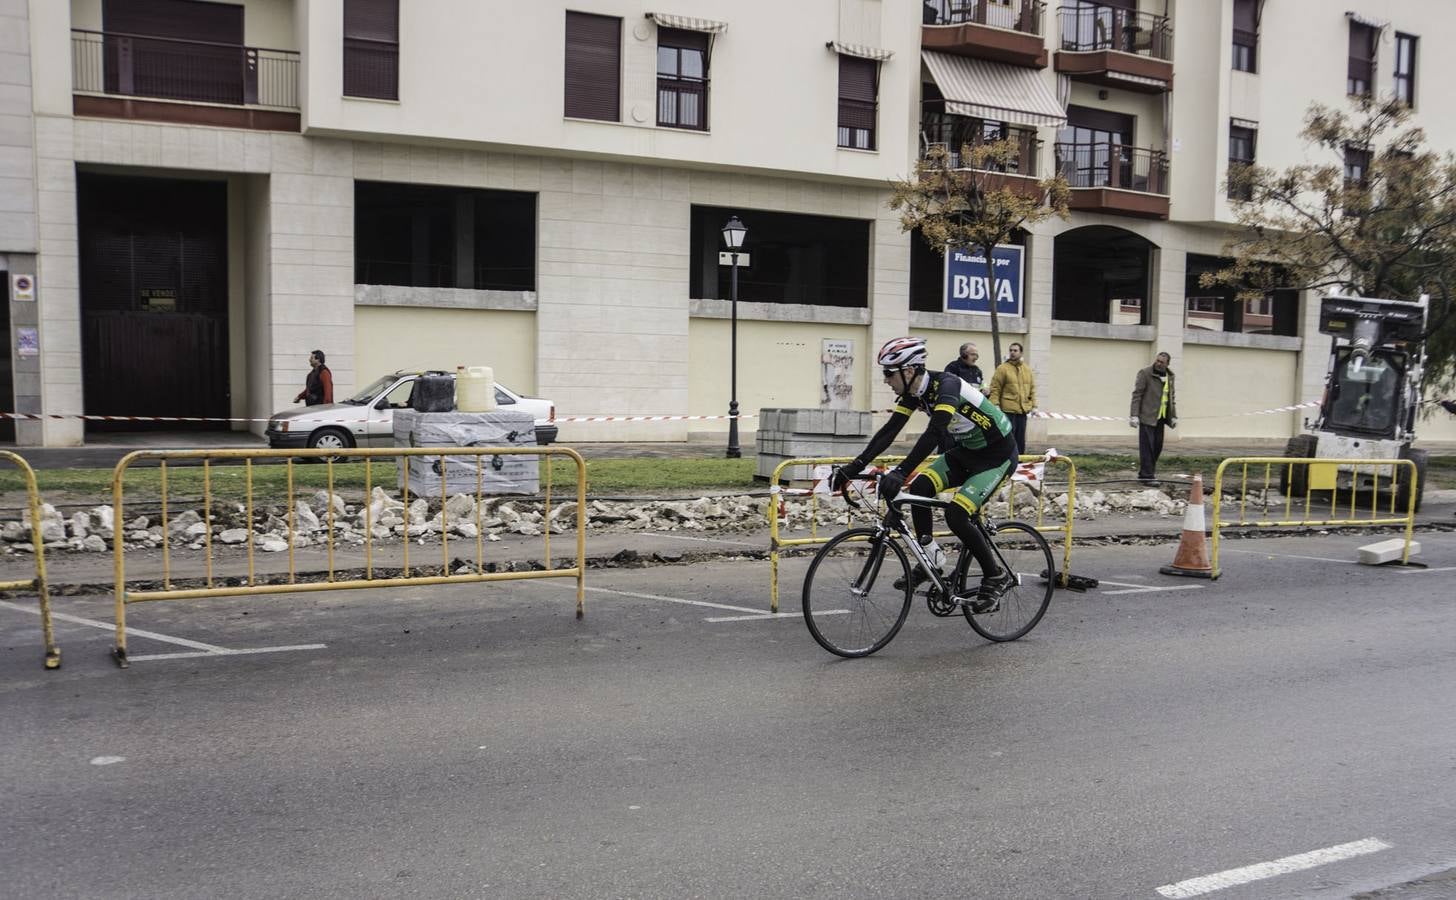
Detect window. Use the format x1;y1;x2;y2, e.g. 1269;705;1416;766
1228;123;1256;200
837;57;878;150
355;182;536;291
1394;33;1417;107
1052;225;1153;324
564;12;621;121
1231;0;1257;72
1344;143;1371;186
1183;254;1298;336
343;0;398;100
1347;21;1375;97
657;28;709;130
1057;106;1140;189
689;206;870;308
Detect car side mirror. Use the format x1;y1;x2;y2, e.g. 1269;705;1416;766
374;398;390;410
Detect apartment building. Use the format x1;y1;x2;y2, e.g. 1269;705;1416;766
3;0;1455;447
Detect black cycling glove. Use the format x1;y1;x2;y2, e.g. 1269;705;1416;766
878;468;906;501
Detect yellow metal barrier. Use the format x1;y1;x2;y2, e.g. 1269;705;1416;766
766;453;1078;612
110;446;587;667
0;451;58;669
1210;457;1417;579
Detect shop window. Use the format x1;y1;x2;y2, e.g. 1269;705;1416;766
688;206;869;308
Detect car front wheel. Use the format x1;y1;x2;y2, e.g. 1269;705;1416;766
306;427;354;462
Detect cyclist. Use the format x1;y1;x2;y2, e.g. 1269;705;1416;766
829;336;1020;613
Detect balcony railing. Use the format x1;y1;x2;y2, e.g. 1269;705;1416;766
1055;141;1168;194
923;0;1045;36
658;76;709;130
1058;3;1172;60
72;29;300;110
922;115;1039;176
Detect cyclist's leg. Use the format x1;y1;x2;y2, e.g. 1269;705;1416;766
943;446;1017;579
906;456;953;541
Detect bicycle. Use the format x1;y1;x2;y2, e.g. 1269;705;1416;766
802;474;1055;658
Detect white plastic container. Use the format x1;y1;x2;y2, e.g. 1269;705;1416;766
455;365;497;412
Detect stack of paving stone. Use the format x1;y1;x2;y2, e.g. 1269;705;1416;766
754;408;875;482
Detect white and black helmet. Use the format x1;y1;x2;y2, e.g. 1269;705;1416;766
877;336;928;370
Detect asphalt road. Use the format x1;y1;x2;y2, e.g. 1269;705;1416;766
3;533;1455;898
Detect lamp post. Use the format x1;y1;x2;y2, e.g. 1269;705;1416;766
721;216;746;458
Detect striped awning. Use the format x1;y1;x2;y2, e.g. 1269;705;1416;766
1345;10;1389;29
647;13;728;34
827;41;893;61
922;51;1066;127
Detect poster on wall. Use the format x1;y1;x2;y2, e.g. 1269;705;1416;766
944;244;1023;316
821;339;853;409
17;326;38;357
12;273;35;302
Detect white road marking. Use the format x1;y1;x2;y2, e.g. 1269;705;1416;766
638;532;761;548
1155;837;1392;898
1219;548;1357;564
0;600;326;661
0;600;226;651
585;586;767;615
704;611;834;623
1096;581;1207;595
89;756;126;766
127;644;327;662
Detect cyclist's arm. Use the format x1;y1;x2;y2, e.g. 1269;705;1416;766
849;407;911;470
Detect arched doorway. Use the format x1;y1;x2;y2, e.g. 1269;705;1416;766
1052;225;1155;324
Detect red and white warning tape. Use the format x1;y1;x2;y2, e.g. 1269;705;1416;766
0;401;1320;426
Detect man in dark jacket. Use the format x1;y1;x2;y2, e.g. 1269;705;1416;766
294;349;334;406
944;342;984;387
1130;352;1177;482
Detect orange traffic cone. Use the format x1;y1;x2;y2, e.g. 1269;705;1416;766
1160;473;1212;578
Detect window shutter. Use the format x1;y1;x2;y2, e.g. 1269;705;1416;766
344;0;398;42
104;0;243;43
1232;0;1257;32
565;12;621;121
838;57;877;104
343;0;398;100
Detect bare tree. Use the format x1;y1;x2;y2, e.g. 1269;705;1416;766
891;138;1071;365
1207;96;1456;392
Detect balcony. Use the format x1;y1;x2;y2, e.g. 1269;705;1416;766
71;29;300;131
922;113;1040;177
1055;3;1173;93
1055;141;1169;218
922;0;1049;68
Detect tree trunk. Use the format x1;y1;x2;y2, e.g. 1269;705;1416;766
984;244;1003;365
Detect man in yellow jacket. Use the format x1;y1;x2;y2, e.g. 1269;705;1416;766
988;342;1036;454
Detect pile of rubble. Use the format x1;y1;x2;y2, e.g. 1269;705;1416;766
0;485;1198;555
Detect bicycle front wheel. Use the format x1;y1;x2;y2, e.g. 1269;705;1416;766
802;528;913;658
962;521;1054;642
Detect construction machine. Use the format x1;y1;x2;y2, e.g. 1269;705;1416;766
1280;293;1429;510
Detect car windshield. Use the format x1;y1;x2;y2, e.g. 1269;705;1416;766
345;376;397;405
1327;350;1402;434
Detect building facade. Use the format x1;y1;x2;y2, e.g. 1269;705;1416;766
5;0;1456;447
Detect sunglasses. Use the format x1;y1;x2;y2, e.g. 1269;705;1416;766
882;367;902;378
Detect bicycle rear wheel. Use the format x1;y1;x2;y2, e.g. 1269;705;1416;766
961;521;1054;642
802;528;913;658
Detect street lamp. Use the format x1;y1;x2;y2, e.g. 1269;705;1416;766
721;216;747;458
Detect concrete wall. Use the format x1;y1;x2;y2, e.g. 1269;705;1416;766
299;0;918;186
353;306;536;392
1181;344;1299;438
686;317;869;430
1046;337;1153;435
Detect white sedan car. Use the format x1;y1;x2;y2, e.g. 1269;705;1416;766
267;370;558;452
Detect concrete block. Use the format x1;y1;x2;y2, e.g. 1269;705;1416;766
1357;539;1420;566
835;409;871;436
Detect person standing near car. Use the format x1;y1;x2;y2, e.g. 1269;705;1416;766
294;350;333;406
987;342;1036;454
